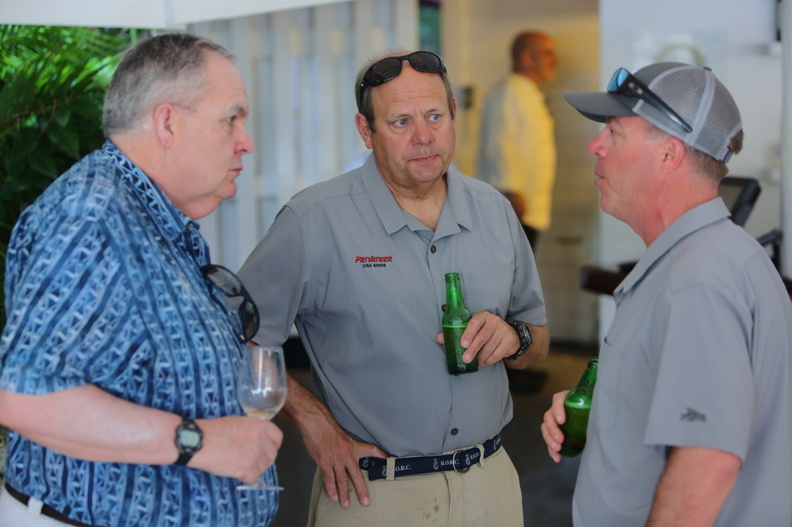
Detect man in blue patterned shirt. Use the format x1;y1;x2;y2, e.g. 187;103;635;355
0;34;282;527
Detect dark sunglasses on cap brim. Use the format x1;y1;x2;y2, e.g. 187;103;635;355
607;67;693;134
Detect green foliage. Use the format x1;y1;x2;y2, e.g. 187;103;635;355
0;25;137;329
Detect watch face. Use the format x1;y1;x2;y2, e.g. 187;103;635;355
176;419;204;454
180;429;202;448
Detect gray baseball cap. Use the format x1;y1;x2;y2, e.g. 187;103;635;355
564;62;742;163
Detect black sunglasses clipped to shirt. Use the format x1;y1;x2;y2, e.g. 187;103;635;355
201;264;259;343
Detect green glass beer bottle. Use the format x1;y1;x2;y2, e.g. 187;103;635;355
559;358;598;457
442;273;477;375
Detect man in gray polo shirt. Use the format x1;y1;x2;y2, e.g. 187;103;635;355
239;50;549;526
541;62;792;526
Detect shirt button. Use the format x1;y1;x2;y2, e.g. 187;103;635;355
450;428;459;436
430;245;437;253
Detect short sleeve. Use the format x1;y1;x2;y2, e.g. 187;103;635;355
238;205;309;346
0;207;136;395
644;282;753;460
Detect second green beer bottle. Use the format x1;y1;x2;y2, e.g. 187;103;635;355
442;272;477;375
559;357;598;457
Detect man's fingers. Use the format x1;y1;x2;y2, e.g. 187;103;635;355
321;467;340;503
348;464;372;507
333;466;352;508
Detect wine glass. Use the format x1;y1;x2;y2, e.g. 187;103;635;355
236;345;287;491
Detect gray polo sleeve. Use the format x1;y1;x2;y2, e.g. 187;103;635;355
238;205;309;347
644;281;753;460
507;205;547;326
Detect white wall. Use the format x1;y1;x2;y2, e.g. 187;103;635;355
598;0;782;264
596;0;783;338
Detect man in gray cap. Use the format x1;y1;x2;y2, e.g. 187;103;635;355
541;62;792;526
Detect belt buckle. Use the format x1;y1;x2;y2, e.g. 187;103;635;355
451;449;470;473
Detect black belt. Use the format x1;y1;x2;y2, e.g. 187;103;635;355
4;482;95;527
359;434;502;481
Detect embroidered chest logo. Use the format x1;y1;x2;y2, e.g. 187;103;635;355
355;255;393;269
680;408;706;423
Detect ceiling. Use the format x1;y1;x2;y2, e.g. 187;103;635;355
0;0;339;29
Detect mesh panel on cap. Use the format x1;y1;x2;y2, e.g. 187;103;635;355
703;79;742;161
656;67;709;145
634;63;741;161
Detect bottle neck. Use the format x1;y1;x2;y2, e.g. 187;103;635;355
445;279;465;308
575;361;598;392
446;286;463;304
577;373;596;391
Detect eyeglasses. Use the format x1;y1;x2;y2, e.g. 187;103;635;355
356;51;447;108
201;264;260;343
607;67;693;134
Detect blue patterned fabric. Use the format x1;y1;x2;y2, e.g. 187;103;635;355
0;141;278;526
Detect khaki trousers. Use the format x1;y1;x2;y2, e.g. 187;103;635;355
307;446;523;527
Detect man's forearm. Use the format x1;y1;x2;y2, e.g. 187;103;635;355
279;373;334;432
647;446;741;527
0;383;284;483
0;385;182;465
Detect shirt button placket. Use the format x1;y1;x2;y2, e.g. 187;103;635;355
429;243;440;295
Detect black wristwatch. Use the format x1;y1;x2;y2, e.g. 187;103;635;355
174;418;204;466
505;320;532;360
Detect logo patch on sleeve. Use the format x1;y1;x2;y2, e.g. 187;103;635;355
680;408;706;422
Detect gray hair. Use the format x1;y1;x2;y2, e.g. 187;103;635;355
103;33;234;137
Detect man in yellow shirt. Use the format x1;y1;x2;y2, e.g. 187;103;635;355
477;31;558;249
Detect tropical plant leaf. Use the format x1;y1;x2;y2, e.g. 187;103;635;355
47;119;80;159
0;24;142;328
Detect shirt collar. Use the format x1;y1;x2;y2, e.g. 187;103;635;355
101;140;198;240
613;198;730;303
437;165;474;236
361;153;406;235
360;153;472;237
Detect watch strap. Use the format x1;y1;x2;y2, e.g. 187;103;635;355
175;450;193;466
505;320;532;360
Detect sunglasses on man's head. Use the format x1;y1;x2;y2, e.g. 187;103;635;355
356;51;447;108
607;67;693;134
201;264;259;343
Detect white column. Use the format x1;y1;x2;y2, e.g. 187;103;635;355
781;0;792;276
